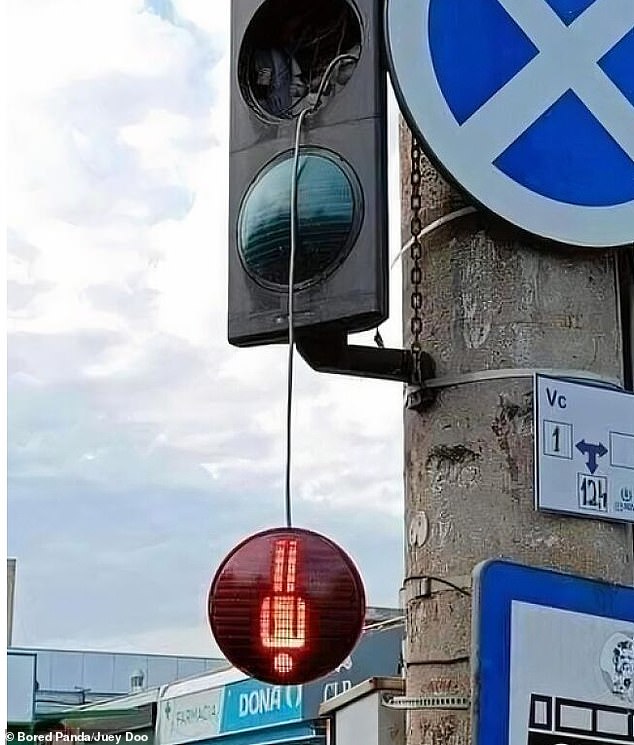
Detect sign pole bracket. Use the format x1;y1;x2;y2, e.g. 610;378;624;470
296;331;436;390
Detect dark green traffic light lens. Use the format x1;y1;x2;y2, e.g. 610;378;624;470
238;148;363;289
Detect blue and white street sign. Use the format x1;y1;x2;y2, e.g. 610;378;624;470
473;560;634;745
385;0;634;247
535;374;634;523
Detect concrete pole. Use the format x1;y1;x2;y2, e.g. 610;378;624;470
400;121;634;745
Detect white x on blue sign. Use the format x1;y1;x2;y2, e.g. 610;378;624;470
385;0;634;247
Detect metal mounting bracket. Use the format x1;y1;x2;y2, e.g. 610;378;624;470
296;331;435;392
382;694;471;710
404;384;436;412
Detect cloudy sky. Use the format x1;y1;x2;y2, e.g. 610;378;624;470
7;0;405;656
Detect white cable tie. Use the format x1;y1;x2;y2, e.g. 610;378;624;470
391;206;478;269
409;368;622;392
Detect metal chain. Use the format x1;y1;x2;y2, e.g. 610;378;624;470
409;136;424;384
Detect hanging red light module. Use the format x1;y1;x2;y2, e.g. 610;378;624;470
208;527;366;684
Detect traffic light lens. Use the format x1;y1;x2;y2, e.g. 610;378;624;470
238;149;363;288
208;527;366;685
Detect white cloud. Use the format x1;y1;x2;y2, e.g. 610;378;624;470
8;0;406;655
86;623;224;659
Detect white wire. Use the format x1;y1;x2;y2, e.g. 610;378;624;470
311;54;358;111
285;107;310;528
284;54;359;528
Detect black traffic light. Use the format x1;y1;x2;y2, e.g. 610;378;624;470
228;0;388;347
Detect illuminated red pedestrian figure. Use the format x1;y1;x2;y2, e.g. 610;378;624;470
259;538;307;675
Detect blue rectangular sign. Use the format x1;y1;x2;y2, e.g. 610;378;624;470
219;678;303;735
473;560;634;745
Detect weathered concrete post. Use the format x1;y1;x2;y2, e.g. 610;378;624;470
400;122;633;745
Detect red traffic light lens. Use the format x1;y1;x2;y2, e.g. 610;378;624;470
208;527;366;684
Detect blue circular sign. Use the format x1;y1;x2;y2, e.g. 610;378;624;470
386;0;634;247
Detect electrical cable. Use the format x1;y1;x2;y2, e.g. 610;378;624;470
363;615;405;631
369;206;476;346
405;574;471;597
278;92;309;119
404;656;470;666
391;206;477;269
285;106;311;528
283;53;360;529
311;53;358;111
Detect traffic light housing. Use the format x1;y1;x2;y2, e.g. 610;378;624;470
228;0;388;347
208;527;366;684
